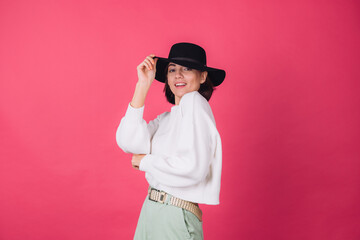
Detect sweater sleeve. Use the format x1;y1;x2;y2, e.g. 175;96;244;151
116;103;160;154
139;92;219;188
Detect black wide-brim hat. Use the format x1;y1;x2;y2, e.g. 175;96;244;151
154;42;226;86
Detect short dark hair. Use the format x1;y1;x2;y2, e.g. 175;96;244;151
163;64;214;105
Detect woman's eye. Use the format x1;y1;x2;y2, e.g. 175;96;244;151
184;67;192;71
168;69;175;73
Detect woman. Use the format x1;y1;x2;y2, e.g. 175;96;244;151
116;42;226;239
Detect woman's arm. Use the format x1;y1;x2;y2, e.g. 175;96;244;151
116;105;161;154
115;54;159;154
131;54;158;108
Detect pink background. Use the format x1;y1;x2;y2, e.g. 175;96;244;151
1;0;359;239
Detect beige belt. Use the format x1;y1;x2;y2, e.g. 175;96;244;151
148;187;203;222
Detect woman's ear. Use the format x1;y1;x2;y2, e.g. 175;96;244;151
200;71;208;84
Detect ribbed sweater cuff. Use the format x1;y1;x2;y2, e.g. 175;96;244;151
125;103;145;123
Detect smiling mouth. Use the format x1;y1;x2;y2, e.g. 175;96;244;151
175;83;187;87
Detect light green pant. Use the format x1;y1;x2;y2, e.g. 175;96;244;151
134;189;204;240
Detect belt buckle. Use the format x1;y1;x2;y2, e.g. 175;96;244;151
158;191;166;204
149;188;167;204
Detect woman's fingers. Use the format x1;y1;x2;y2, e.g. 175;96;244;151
137;55;154;70
132;162;139;169
149;57;158;70
138;54;156;71
131;158;137;168
144;59;152;70
132;161;139;169
131;154;139;169
146;54;156;68
142;56;154;70
143;60;150;70
154;57;158;67
131;154;145;170
146;56;156;67
146;55;155;64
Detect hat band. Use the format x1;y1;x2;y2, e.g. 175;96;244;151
170;57;206;67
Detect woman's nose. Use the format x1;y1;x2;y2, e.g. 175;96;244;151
175;69;183;78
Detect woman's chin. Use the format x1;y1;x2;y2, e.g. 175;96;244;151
173;89;196;98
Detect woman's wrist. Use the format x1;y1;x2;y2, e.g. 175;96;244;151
130;81;151;108
136;79;152;87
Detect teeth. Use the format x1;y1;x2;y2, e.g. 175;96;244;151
175;83;186;86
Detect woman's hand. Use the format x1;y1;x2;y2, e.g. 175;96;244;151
130;54;158;108
132;154;146;170
136;54;158;86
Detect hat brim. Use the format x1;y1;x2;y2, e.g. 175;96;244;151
154;56;226;87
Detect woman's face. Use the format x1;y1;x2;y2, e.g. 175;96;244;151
167;62;208;105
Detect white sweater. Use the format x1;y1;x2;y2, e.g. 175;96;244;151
116;91;222;205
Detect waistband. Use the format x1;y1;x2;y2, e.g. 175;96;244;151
148;186;202;222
